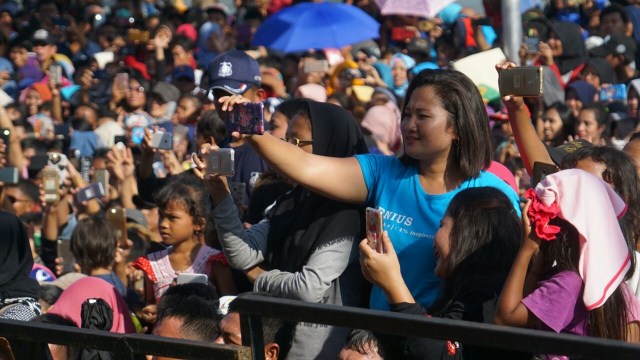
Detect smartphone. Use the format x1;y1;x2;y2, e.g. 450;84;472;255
151;131;173;150
532;162;559;187
176;273;208;285
114;135;127;145
49;63;63;85
127;30;150;43
47;152;69;182
57;239;75;275
93;169;109;195
42;167;60;203
366;207;383;252
226;102;265;135
499;66;543;97
0;167;18;184
205;148;235;176
0;128;9;157
106;207;127;248
114;73;129;93
79;157;92;183
417;20;436;32
152;161;167;178
391;27;415;42
229;181;246;217
303;60;329;74
599;84;627;103
472;17;492;27
131;127;146;145
75;182;105;203
524;36;540;54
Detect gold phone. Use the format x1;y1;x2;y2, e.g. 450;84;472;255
532;162;558;187
42;167;60;203
107;207;127;248
499;66;543;97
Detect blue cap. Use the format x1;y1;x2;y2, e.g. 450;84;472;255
209;49;261;95
172;65;195;82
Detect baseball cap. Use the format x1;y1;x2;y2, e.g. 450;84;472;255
32;29;53;46
132;194;157;209
172;65;195;82
209;50;261;96
590;34;637;64
125;208;148;227
152;81;181;103
547;139;593;166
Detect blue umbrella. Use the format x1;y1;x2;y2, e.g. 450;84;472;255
253;2;380;53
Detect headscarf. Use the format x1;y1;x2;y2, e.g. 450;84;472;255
566;80;596;104
361;101;402;153
550;21;588;75
48;277;136;333
197;21;221;69
525;169;629;310
0;211;39;301
327;60;360;95
264;101;368;272
274;98;306;120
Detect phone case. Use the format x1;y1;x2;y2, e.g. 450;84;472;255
366;207;383;251
226;102;265;135
106;208;127;247
303;60;329;73
80;157;92;183
176;273;208;285
93;170;109;194
524;37;539;54
131;127;145;145
114;73;129;93
532;162;559;187
599;84;627;103
417;20;435;32
499;66;543;97
151;131;173;150
76;182;105;203
49;64;62;85
206;148;235;176
0;167;18;184
47;152;69;182
57;239;75;274
391;27;415;41
42;167;60;203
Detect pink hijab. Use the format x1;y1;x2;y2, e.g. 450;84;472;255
361;101;402;153
526;169;630;310
48;276;136;333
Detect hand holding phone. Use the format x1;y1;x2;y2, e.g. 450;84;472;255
75;182;105;203
366;207;383;252
151;131;173;150
499;66;543;97
226;102;265;135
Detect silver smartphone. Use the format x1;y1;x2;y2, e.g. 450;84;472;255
176;273;208;285
151;131;173;150
206;148;235;176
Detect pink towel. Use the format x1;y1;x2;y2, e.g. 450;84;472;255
531;169;630;310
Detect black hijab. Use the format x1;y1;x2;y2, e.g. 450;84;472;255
550;21;588;75
264;101;368;273
274;98;307;120
0;211;39;301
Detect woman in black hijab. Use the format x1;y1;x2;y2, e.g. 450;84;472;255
0;210;41;321
548;21;588;82
198;100;370;360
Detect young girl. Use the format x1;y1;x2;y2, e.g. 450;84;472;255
133;177;236;304
496;169;640;344
360;187;522;359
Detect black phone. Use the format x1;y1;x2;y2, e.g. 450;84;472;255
532;162;558;187
114;135;127;145
472;17;492;27
0;167;18;184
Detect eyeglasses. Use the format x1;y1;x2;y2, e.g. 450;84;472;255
7;195;31;204
281;137;313;147
128;86;145;93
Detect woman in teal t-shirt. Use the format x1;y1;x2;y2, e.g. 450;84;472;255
215;69;520;310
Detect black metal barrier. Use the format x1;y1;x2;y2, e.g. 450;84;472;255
0;318;251;360
232;293;640;360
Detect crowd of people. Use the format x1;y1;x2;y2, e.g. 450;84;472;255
2;0;640;359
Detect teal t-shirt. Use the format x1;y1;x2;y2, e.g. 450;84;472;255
355;154;521;310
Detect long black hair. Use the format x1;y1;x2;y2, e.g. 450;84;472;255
429;187;521;315
401;69;493;179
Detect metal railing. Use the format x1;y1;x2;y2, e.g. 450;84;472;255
232;293;640;360
0;318;251;360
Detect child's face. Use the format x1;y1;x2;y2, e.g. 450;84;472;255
158;201;198;245
433;215;453;279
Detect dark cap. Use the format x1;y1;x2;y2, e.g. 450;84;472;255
32;29;53;46
171;65;195;82
132;194;157;210
152;81;181;103
209;50;261;95
590;34;637;64
547;139;593;166
125;208;148;227
406;38;430;55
